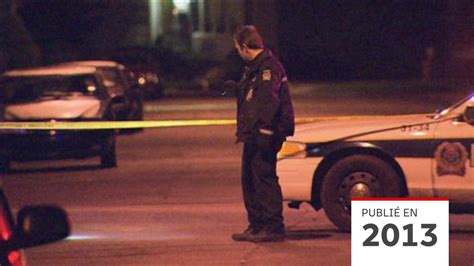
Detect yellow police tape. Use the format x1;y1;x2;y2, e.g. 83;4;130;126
0;114;427;130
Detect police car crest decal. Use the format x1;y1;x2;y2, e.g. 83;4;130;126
435;142;468;176
262;69;271;81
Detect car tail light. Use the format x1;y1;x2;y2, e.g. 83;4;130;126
0;197;23;266
8;251;22;266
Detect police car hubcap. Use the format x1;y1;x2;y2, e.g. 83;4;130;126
337;172;378;213
350;183;372;198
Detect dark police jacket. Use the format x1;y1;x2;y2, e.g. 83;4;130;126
236;50;295;142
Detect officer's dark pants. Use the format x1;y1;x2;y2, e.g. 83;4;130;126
241;138;284;233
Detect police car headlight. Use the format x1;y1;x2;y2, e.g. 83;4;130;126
278;141;307;159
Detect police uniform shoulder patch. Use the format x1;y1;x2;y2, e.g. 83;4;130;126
262;69;271;81
435;142;468;176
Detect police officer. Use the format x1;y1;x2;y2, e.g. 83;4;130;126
230;25;295;242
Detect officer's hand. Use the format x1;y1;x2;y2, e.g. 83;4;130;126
221;80;238;96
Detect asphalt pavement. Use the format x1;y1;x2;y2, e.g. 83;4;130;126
2;81;473;265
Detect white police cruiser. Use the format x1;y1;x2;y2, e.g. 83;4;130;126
277;92;474;231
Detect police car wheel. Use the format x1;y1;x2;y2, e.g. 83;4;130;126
321;155;402;232
100;138;117;168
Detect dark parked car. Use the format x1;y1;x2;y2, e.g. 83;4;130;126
61;60;145;120
108;47;164;99
0;181;70;265
125;65;163;99
0;65;122;172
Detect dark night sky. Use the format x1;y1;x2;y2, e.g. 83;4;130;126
277;1;449;80
17;0;110;51
11;0;472;81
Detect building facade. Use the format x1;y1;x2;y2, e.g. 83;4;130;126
148;0;278;60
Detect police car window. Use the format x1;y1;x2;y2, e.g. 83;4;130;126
0;75;99;104
434;92;474;119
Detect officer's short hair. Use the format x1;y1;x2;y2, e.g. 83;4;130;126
233;25;264;50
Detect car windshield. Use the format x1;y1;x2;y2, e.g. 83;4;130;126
0;74;100;104
433;91;474;119
96;67;130;88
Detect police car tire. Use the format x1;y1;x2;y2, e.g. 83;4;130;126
321;155;402;232
100;138;117;168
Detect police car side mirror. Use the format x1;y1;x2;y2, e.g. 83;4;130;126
463;106;474;125
7;205;70;252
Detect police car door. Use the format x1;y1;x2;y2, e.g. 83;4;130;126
432;95;474;204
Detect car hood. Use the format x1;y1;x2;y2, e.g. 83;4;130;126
289;114;437;143
4;96;101;120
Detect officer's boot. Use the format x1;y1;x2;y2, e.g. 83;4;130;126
231;225;262;241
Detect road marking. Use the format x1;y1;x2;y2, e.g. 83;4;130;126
0;114;429;130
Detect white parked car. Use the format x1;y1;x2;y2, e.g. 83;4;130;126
277;92;474;231
0;65;125;172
